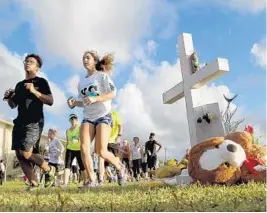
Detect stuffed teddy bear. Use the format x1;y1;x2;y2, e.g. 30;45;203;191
188;131;266;185
188;136;246;185
225;132;266;183
155;131;266;185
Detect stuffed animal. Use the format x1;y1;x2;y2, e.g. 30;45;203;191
189;131;266;185
188;136;245;185
225;132;266;183
154;131;266;185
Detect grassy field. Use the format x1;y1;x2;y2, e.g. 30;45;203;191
0;181;266;212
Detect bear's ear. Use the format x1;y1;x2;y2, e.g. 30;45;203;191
225;131;252;151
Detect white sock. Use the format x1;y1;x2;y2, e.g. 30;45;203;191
64;168;71;185
54;176;58;185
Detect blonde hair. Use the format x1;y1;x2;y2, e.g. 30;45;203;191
48;128;57;135
83;50;114;72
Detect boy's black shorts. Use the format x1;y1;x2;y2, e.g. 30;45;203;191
12;119;44;153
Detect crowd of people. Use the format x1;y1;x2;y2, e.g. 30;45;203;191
3;51;162;190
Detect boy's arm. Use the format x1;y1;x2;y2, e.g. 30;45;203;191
32;78;54;106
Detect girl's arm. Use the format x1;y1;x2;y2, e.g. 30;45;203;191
96;91;116;102
73;100;84;107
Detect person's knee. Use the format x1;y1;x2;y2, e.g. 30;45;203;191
99;149;108;159
26;153;44;167
20;150;31;159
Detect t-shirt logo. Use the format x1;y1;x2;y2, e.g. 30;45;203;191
25;99;32;109
70;135;79;143
81;83;99;97
72;138;79;143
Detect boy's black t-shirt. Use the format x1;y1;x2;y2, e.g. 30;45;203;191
11;76;52;125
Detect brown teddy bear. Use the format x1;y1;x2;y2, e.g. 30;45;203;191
225;132;266;183
188;136;245;185
188;131;266;185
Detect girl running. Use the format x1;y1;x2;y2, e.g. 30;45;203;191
67;51;125;188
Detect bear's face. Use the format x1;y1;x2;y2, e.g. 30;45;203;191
199;139;246;170
188;135;248;185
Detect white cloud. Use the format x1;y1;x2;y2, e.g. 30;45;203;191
185;0;266;13
0;43;25;122
37;72;68;115
16;0;178;68
147;40;158;56
116;45;265;160
251;38;266;69
0;43;68;120
222;0;266;13
65;74;80;96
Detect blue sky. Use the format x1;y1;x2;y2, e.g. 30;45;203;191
0;0;265;158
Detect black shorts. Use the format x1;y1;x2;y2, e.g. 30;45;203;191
104;143;119;167
65;149;85;171
132;159;141;174
147;155;157;170
12;119;44;153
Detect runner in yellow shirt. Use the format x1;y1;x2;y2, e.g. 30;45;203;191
61;114;86;188
98;110;123;185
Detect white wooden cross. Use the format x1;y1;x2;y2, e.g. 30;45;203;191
162;33;230;147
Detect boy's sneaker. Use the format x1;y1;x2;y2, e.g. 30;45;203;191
78;180;98;190
44;166;56;188
98;180;105;186
117;163;126;186
26;184;39;191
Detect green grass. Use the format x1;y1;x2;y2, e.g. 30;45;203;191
0;181;266;211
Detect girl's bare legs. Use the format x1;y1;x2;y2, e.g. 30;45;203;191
80;123;96;185
98;157;105;182
95;124;121;169
95;124;125;185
